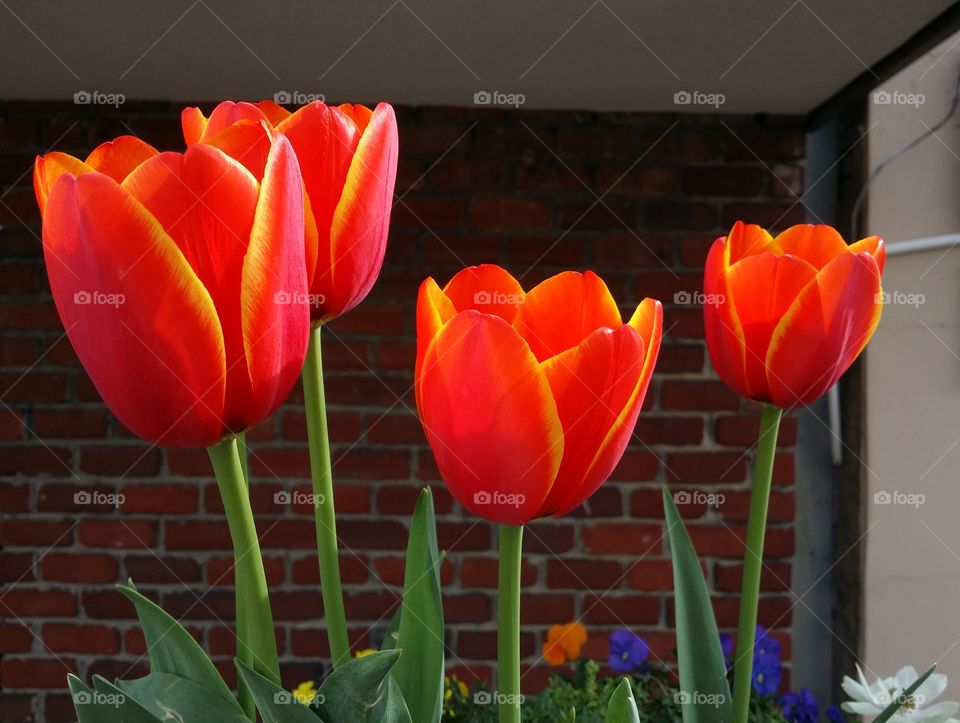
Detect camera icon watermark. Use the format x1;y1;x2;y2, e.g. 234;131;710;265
473;490;526;509
274;90;325;105
74;490;125;508
673;490;724;509
273;490;326;508
473;690;525;706
274;291;326;306
473;90;526;108
674;291;724;308
274;690;325;705
73;691;126;707
873;490;925;508
875;290;925;308
673;90;725;108
73;290;125;308
74;90;126;108
675;690;726;707
872;90;925;108
473;290;526;307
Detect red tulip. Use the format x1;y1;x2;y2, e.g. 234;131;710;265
704;221;884;409
34;131;309;447
182;100;399;323
415;265;662;525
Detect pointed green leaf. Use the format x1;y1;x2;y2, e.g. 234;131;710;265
392;488;444;723
116;673;249;723
236;661;322;722
68;674;161;723
381;608;401;651
315;648;411;723
663;489;732;722
605;678;640;723
117;584;238;708
874;666;936;723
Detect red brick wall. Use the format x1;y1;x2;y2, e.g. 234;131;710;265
0;102;803;722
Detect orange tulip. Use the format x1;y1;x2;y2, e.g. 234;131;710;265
704;221;885;409
182;99;399;323
34;131;309;447
415;265;662;525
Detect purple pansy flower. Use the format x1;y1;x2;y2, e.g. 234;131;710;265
608;629;649;673
779;688;819;723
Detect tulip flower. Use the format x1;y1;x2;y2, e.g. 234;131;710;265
34;131;309;448
182;99;399;324
704;221;884;410
416;264;662;526
34;130;309;711
183;99;398;669
417;265;660;723
699;221;884;723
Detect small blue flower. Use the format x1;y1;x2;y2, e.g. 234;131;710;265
719;633;734;665
779;688;819;723
826;705;847;723
608;629;649;673
752;626;782;696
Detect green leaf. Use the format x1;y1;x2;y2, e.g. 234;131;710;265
117;584;238;709
116;673;249;723
605;678;640;723
315;648;411;723
236;661;322;723
874;666;936;723
392;487;445;723
663;489;732;723
381;607;401;651
68;674;161;723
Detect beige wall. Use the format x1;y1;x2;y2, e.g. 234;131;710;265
864;31;960;684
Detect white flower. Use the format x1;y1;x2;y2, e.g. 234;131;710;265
841;664;959;722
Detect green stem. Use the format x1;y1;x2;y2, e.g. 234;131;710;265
731;404;782;723
498;524;523;723
208;436;280;721
236;430;250;487
232;429;251;715
303;325;350;668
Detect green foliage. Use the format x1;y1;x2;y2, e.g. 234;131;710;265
440;660;788;723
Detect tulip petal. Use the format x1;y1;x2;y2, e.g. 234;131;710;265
42;173;226;446
726;221;774;264
181;107;207;145
85;135;158;183
848;235;885;273
241;133;309;426
277;103;362;317
339;103;373;133
123;146;260;429
255;100;291;126
34;152;93;215
442;264;526;322
704;237;749;398
536;324;644;517
199;101;272;142
415;277;457;410
513;270;623;362
324;103;399;320
723;252;818;399
418;311;563;525
765;252;882;408
772;224;849;269
198;120;274;180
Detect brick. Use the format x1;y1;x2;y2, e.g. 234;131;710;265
627;559;675;590
0;623;33;653
0;445;71;474
31;410;108;438
645;201;717;231
78;520;156;549
715;562;792;592
1;553;34;582
0;519;73;547
2;588;76;617
665;452;747;484
582;523;663;554
520;593;574;624
79;446;160;476
460;557;537;589
43;624;120;654
608;450;660;481
1;658;76;688
292;553;369;585
468;198;551;229
546;559;622;589
683;166;766;197
661;381;740;411
581;594;660;624
714;414;797;447
118;484;198;514
123;555;202;584
41;553;117;583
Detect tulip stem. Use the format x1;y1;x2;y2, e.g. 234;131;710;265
303;325;351;668
208;436;279;720
498;524;523;723
731;404;782;723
